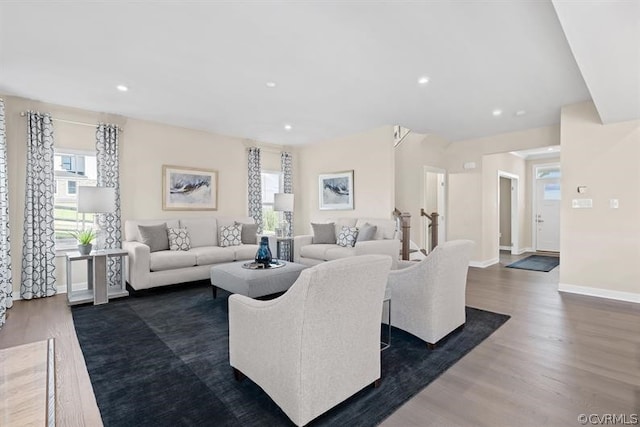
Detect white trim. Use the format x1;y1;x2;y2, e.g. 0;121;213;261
514;247;533;255
469;258;499;268
559;283;640;304
499;245;512;251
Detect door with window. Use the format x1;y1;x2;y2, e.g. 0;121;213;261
535;166;561;252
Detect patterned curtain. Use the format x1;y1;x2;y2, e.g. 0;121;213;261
21;112;56;299
247;147;263;232
0;99;12;327
281;151;294;237
96;123;122;287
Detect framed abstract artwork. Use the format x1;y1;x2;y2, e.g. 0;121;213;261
162;165;218;210
318;170;354;210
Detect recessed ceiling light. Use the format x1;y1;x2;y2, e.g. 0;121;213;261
492;109;502;116
116;85;128;92
417;76;430;85
515;110;526;116
266;81;277;88
284;124;292;131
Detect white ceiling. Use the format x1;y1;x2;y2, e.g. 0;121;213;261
0;1;636;146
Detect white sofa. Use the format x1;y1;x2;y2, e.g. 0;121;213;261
123;216;273;290
293;217;401;269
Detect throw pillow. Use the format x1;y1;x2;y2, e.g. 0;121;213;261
167;227;191;251
236;221;258;245
311;222;336;244
219;224;242;247
138;223;169;252
337;226;359;247
357;223;377;242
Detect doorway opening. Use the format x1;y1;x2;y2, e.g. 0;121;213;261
498;171;519;256
423;166;446;254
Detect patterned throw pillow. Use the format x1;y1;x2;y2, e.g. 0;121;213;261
167;227;191;251
219;224;242;247
337;226;359;247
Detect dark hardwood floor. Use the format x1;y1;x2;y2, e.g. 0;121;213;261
1;251;638;426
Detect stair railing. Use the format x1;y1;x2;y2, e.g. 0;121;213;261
393;209;412;260
420;208;439;251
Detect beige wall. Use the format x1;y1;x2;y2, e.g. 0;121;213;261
296;126;395;234
560;101;640;300
394;132;448;249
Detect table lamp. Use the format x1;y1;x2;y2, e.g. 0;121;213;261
77;186;116;251
273;193;294;238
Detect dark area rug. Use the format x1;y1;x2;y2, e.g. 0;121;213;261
506;254;560;272
72;283;510;427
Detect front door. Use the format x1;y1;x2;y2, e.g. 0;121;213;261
535;179;560;252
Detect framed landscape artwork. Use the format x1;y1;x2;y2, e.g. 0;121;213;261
162;165;218;210
319;170;354;210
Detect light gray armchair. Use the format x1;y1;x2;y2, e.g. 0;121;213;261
228;255;392;426
386;240;474;348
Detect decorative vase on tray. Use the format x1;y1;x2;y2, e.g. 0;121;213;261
255;236;273;267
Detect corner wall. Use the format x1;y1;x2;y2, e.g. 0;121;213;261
559;101;640;302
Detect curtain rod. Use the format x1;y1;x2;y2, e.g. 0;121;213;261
19;112;123;132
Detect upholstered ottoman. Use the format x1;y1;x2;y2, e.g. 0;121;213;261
210;261;307;299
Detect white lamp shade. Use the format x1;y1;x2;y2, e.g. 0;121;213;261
77;186;116;213
274;193;294;212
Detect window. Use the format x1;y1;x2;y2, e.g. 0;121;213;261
67;181;77;195
261;171;282;234
54;150;97;248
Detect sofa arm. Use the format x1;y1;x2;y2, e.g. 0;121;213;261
122;241;151;289
293;235;313;263
355;239;400;269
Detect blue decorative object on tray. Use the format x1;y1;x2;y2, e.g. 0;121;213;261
254;236;273;267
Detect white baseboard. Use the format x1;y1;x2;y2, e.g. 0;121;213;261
514;247;533;255
469;258;499;268
499;245;512;251
559;283;640;304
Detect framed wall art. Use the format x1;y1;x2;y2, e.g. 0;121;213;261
162;165;218;210
318;170;354;210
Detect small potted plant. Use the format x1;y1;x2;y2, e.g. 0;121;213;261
69;229;96;255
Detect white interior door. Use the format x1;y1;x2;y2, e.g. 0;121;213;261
535;179;560;251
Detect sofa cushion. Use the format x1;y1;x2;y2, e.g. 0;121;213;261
325;246;357;260
180;217;218;248
300;244;337;261
355;218;397;240
232;244;260;261
219;224;242;247
149;250;197;271
167;227;191;251
189;246;235;265
138;223;169;252
337;226;358;247
236;221;258;245
311;223;336;244
125;219;180;242
356;223;377;242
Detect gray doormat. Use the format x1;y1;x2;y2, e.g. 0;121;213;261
506;254;559;272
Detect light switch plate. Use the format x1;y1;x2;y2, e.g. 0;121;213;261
610;199;619;209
